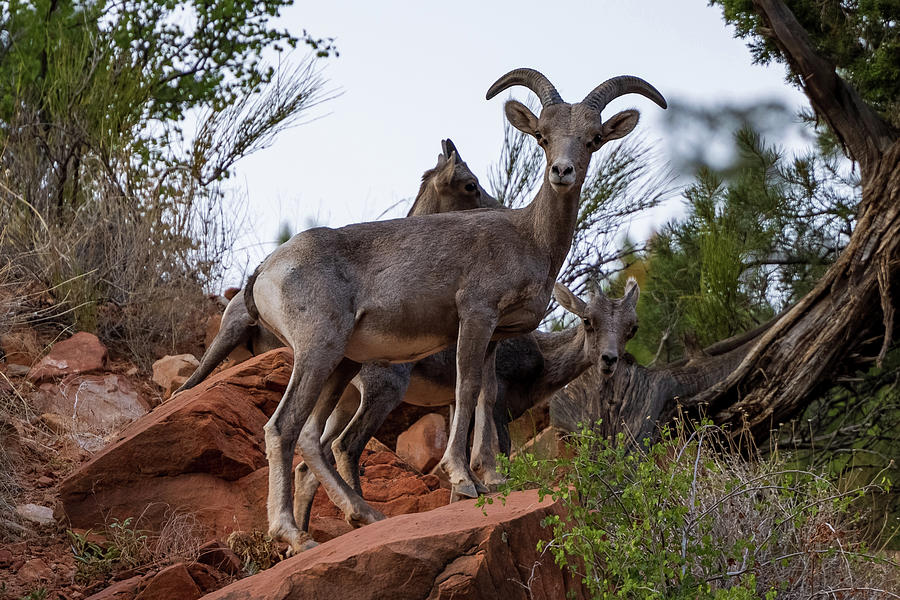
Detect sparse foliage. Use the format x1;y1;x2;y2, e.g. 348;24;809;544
493;420;897;599
0;0;332;365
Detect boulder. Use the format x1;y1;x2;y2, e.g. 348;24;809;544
30;374;149;435
61;349;291;535
200;489;586;600
395;413;448;473
151;354;200;399
27;332;107;382
61;349;448;540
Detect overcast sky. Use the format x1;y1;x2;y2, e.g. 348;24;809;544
224;0;810;285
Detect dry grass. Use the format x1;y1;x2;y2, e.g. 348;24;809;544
69;508;206;585
226;530;283;573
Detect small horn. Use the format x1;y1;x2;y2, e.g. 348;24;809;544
441;139;460;162
486;68;563;107
582;76;667;114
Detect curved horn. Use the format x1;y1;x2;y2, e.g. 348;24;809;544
581;76;667;114
441;139;460;161
485;68;563;107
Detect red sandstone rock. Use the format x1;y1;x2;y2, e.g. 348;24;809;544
395;412;448;473
200;489;586;600
61;349;291;534
151;354;200;399
17;557;52;584
308;440;450;542
136;563;201;600
84;575;142;600
27;332;107;382
61;349;449;541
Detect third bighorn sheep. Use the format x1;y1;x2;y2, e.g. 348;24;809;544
244;68;665;552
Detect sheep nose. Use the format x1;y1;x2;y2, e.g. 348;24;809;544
550;162;574;178
601;354;618;366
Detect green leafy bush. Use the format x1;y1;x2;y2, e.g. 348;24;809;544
490;421;897;599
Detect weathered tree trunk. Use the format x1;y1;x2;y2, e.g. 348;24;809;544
553;0;900;443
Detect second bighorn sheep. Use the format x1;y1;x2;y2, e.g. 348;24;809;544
244;68;665;552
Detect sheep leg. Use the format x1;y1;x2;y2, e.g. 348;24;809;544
333;363;413;493
292;385;359;532
438;311;495;500
297;360;385;529
175;293;254;394
469;341;505;488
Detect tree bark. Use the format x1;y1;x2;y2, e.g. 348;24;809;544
553;0;900;443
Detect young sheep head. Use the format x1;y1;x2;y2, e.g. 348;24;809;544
430;138;493;210
554;279;640;378
486;69;667;191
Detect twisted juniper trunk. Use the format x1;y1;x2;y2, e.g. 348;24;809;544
554;0;900;444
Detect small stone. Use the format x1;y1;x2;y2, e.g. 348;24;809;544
0;548;12;567
36;475;53;487
151;354;199;399
125;366;139;377
16;503;55;527
395;413;448;473
17;557;52;583
7;364;30;377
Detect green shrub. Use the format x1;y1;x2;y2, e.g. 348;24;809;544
488;421;897;599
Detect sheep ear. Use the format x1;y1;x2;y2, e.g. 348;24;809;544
600;109;639;144
437;151;457;186
623;277;640;308
553;282;587;317
504;100;539;136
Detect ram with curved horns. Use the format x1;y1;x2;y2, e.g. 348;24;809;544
243;68;666;553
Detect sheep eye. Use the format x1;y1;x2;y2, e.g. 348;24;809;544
593;134;602;145
534;132;542;140
628;325;638;338
582;317;592;329
465;182;476;192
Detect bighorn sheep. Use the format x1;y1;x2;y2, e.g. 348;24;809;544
245;68;665;552
291;279;640;533
175;139;497;394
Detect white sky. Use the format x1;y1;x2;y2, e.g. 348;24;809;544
225;0;810;285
